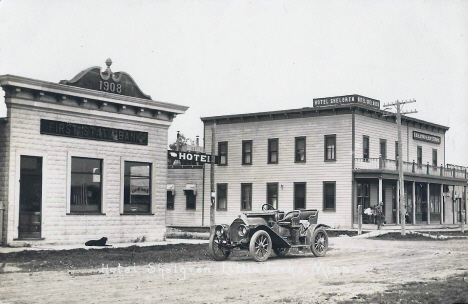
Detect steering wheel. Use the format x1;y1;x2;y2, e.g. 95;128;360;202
261;204;276;211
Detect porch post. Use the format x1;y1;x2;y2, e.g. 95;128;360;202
412;181;416;225
453;185;456;224
465;186;467;225
427;183;431;225
378;177;383;206
440;184;444;224
396;180;400;225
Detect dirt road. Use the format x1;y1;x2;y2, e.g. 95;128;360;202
1;237;467;304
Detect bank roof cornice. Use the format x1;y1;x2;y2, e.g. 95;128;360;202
0;74;188;114
201;104;449;131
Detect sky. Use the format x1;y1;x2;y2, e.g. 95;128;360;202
0;0;467;166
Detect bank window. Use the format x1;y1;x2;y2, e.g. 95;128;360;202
267;183;278;209
380;139;387;159
324;135;336;161
363;136;369;160
417;146;422;165
71;157;102;213
294;182;306;209
268;138;278;164
124;162;151;213
295;137;306;163
217;184;228;210
432;149;437;168
242;140;253;165
241;183;252;211
218;142;228;166
357;182;370;210
323;182;336;211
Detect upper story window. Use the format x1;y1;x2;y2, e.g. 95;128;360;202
124;161;151;214
324;135;336;161
71;157;102;213
218;142;228;166
217;183;227;211
363;136;369;160
417;146;422;165
294;182;306;209
432;149;437;168
268;138;278;164
295;137;306;163
242;140;253;165
241;183;252;211
380;139;387;159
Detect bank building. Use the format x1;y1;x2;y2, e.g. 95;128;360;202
0;59;187;245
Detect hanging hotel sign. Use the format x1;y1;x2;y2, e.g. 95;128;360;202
40;119;148;145
313;95;380;109
413;131;441;144
168;150;217;164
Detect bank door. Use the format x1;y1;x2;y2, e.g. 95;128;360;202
18;156;43;239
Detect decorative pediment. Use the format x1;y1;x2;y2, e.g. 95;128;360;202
59;58;151;100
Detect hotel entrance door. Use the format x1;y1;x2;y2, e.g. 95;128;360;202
18;156;43;239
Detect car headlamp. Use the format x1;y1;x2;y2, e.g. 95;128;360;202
215;226;223;237
237;225;248;237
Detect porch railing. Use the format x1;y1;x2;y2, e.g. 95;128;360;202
354;157;467;180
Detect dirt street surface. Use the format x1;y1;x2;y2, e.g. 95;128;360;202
1;237;467;304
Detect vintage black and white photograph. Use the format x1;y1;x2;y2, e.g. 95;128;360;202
0;0;467;303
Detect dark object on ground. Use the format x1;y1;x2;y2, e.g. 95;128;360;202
85;237;110;246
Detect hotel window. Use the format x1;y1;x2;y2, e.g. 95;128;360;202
166;185;174;210
241;183;252;211
324;135;336;161
417;146;422;165
432;149;437;168
218;142;228;165
363;136;369;160
268;138;278;164
267;183;278;209
295;137;306;163
242;140;253;165
357;182;370;210
70;157;102;213
294;182;306;209
217;184;227;210
380;139;387;159
395;141;399;161
124;162;151;213
186;191;196;210
323;182;336;211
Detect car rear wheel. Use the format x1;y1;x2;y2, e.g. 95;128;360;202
209;233;231;261
273;247;290;257
249;230;272;262
310;228;328;257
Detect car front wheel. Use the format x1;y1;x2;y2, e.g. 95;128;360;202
209;233;231;261
249;230;272;262
310;228;328;257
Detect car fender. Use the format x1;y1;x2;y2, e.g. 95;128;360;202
250;225;291;248
305;224;330;245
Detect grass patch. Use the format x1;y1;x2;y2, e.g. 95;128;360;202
327;230;365;237
0;243;212;272
339;273;468;304
168;226;210;233
370;232;447;241
416;230;468;237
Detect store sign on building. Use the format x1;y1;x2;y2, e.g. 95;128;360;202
313;95;380;109
40;119;148;145
168;150;217;164
413;131;441;144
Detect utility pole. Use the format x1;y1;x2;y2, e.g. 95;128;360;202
383;99;417;236
210;122;216;227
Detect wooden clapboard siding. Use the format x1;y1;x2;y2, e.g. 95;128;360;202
203;114;354;228
166;168;204;226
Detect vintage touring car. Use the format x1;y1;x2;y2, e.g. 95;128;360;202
209;204;330;262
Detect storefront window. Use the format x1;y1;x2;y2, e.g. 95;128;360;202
124;161;151;213
323;182;336;210
217;184;227;210
357;182;370;209
267;183;278;209
71;157;102;213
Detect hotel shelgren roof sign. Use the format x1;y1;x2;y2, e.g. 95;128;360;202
413;131;441;144
313;95;380;109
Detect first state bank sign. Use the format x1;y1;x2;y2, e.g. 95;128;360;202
40;119;148;145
